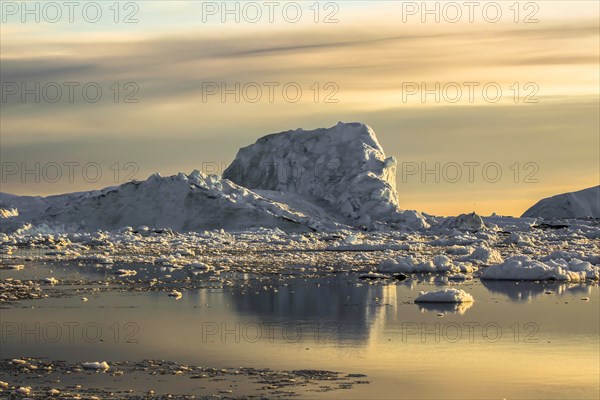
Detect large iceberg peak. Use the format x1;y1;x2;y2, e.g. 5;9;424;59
223;122;418;228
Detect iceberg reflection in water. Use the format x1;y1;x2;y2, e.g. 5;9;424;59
416;301;474;315
481;279;594;302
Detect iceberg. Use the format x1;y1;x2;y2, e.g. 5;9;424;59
522;186;599;219
481;256;599;281
414;288;474;303
224;122;429;230
1;123;428;233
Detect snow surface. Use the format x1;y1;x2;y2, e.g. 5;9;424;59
0;171;344;233
414;288;474;303
522;186;600;219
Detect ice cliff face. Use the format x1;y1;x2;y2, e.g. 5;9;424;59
522;186;600;219
224;122;426;229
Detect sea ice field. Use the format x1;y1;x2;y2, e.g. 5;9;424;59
1;217;599;399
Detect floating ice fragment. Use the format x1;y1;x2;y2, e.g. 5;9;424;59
503;232;533;246
77;254;114;264
378;255;471;274
481;256;599;281
15;387;31;395
358;272;388;280
441;212;486;231
415;288;474;303
461;245;504;264
82;361;109;371
190;262;213;271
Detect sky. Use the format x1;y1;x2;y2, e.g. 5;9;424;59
1;0;599;216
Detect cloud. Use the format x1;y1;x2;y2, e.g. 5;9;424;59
3;21;598;80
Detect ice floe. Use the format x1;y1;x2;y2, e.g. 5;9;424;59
415;288;474;303
82;361;109;371
378;255;473;274
481;256;599;281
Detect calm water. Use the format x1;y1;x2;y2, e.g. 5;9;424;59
1;262;599;399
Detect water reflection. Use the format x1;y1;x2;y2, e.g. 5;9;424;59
2;263;597;400
227;275;384;344
481;280;594;302
417;301;473;315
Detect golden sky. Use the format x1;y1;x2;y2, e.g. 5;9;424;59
1;1;598;216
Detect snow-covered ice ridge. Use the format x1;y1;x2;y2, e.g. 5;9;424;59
1;122;432;233
0;172;344;233
522;185;599;219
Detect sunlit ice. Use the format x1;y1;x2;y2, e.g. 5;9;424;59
0;1;598;399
